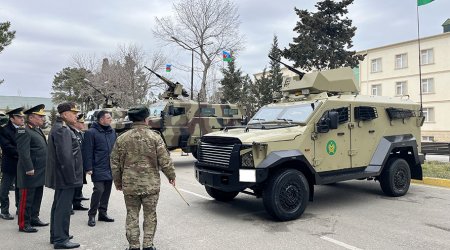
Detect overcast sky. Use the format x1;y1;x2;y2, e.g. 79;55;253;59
0;0;448;98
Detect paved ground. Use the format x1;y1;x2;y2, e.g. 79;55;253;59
1;153;450;249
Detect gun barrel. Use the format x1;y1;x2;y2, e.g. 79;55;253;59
268;55;305;78
144;66;175;87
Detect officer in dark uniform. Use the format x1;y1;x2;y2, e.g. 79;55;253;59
16;104;49;233
46;102;83;249
0;107;25;220
70;114;88;212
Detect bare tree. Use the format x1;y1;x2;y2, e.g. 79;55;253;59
153;0;244;101
74;44;167;108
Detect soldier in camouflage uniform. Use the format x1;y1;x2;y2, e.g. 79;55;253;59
111;106;176;250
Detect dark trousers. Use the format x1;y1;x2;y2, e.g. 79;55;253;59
51;188;75;244
18;186;44;229
72;186;83;207
0;172;19;214
88;180;112;217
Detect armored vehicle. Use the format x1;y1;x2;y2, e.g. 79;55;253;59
195;66;424;221
145;67;245;157
83;79;131;133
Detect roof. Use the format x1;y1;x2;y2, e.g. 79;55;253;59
0;96;56;111
443;18;450;26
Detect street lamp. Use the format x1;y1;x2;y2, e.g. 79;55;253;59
171;36;211;100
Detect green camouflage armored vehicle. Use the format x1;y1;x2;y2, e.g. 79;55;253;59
145;67;244;158
195;66;424;221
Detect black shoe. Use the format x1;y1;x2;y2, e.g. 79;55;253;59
73;204;88;211
127;248;140;250
143;247;156;250
98;214;114;222
79;196;90;201
53;241;80;249
0;213;14;220
88;216;96;227
51;235;73;244
19;225;38;233
31;218;49;227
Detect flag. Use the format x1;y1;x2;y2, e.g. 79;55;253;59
165;64;171;72
222;51;232;62
418;0;434;6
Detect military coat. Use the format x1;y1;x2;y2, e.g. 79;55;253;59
0;121;19;174
16;124;47;188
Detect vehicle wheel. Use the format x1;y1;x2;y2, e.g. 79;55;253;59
379;158;411;197
263;169;309;221
205;186;239;202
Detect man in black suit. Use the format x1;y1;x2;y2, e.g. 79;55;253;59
16;104;49;233
0;107;25;220
46;102;83;249
70;114;88;212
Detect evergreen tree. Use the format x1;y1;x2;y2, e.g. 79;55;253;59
268;35;283;93
49;107;57;125
0;21;16;85
220;59;243;104
254;68;272;109
283;0;365;71
240;74;258;118
51;67;91;109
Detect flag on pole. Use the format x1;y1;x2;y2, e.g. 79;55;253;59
222;51;232;62
165;64;171;72
418;0;434;6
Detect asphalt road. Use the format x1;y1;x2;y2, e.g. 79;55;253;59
1;153;450;250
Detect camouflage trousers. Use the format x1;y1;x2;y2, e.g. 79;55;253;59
124;193;159;249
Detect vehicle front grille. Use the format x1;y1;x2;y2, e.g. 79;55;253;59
198;142;235;167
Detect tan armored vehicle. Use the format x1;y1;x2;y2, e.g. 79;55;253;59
83;79;131;133
195;66;424;221
145;67;244;158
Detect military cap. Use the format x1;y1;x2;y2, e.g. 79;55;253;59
24;104;46;116
128;106;150;122
6;107;25;117
57;102;80;114
77;113;85;123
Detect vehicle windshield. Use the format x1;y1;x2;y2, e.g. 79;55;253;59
248;103;318;125
149;102;166;117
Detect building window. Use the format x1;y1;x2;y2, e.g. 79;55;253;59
395;81;408;96
371;58;382;73
395;53;408;69
422;136;435;142
371;84;382;96
423;107;435;122
421;78;434;93
421;49;434;65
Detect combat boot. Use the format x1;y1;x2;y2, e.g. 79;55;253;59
88;215;96;227
143;246;156;250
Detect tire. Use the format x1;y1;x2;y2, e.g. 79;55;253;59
205;186;239;202
263;169;309;221
379;158;411;197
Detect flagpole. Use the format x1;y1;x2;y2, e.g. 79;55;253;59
416;3;423;114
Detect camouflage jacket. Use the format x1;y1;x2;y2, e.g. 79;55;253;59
110;123;176;195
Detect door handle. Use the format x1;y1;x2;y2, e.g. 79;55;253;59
369;130;375;133
337;132;345;136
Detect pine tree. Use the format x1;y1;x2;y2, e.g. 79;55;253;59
268;35;283;93
49;107;57;126
240;74;258;118
254;68;272;109
220;59;243;104
283;0;365;71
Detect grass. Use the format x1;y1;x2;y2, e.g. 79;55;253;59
422;161;450;179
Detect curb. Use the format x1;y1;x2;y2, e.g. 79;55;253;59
412;177;450;188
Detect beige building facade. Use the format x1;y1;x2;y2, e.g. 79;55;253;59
358;25;450;142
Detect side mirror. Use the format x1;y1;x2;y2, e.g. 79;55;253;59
316;110;339;133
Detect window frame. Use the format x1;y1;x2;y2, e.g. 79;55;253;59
421;48;434;65
371;58;382;73
395;81;408;96
421;78;435;94
422;107;435;122
395;53;408;69
371;84;382;96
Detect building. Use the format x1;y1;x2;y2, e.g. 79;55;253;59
0;96;56;116
358;19;450;142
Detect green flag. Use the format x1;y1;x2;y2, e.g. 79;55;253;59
418;0;434;6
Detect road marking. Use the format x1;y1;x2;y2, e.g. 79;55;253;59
179;188;214;200
320;236;362;250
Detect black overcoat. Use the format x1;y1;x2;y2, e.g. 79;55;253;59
0;121;19;174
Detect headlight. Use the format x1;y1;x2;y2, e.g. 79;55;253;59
241;150;254;168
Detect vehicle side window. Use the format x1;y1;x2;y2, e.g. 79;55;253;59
224;108;238;117
354;106;378;121
316;107;349;133
168;106;186;116
201;108;216;116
